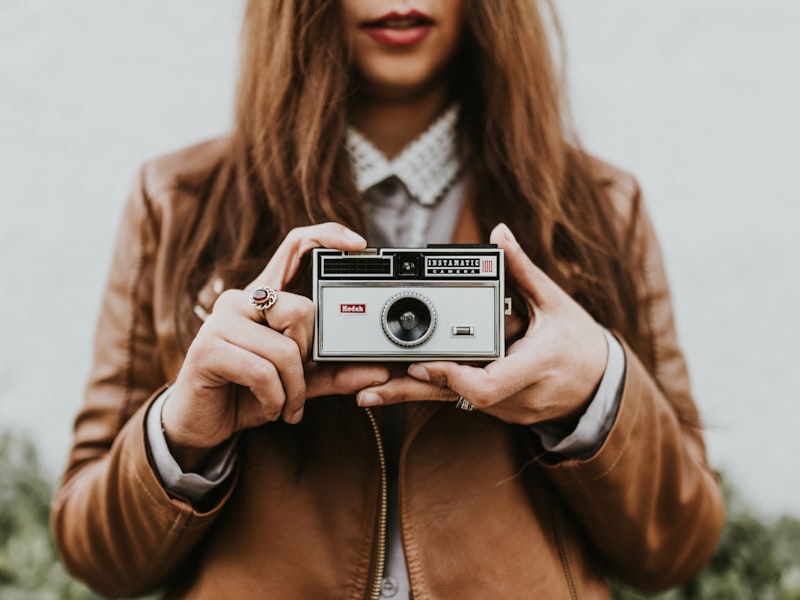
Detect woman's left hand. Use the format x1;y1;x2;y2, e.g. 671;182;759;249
356;223;609;427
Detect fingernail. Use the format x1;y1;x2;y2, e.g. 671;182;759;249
357;392;383;407
407;364;430;381
500;223;517;245
290;408;304;424
345;229;366;244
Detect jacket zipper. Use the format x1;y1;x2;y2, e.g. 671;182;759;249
365;408;388;600
554;505;580;600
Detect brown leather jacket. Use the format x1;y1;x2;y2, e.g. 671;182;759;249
52;139;724;599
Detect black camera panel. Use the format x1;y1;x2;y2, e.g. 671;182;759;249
394;252;422;278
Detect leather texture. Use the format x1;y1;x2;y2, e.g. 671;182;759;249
51;138;724;599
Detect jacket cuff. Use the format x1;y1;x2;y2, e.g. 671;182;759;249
537;337;651;478
130;387;237;517
145;387;239;506
530;329;625;458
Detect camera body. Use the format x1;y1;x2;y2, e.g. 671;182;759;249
312;245;505;362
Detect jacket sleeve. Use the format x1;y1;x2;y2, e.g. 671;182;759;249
50;167;233;597
539;175;725;592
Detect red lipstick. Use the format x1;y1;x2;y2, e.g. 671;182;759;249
360;10;434;48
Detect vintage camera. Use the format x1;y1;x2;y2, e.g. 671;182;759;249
312;245;506;362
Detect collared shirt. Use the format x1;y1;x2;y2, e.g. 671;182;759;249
346;104;464;249
346;104;461;207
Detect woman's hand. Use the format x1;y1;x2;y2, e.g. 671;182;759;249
162;223;391;469
355;223;609;427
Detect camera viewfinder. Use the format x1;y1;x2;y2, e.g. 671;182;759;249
395;253;421;278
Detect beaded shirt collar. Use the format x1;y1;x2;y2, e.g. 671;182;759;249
345;105;461;206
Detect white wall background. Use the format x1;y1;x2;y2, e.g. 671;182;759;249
1;1;798;517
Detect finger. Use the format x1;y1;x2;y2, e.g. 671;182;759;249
186;335;290;423
261;295;315;360
490;223;559;309
232;387;281;431
355;374;458;408
306;363;392;399
252;223;367;289
403;355;534;411
215;288;316;360
203;305;308;422
223;323;308;424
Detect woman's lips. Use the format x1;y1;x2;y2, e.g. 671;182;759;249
360;10;434;47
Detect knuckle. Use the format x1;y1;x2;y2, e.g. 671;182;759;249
283;296;315;323
469;396;491;410
286;226;307;245
331;366;369;394
251;360;278;387
262;404;283;422
250;384;285;422
428;371;451;388
333;222;351;236
472;398;492;410
298;298;315;321
468;387;494;409
186;334;220;362
272;336;302;365
201;313;227;335
212;289;242;312
288;381;307;405
244;342;273;368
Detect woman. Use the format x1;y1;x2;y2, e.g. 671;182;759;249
52;0;724;598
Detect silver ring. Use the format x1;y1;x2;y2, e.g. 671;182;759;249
250;286;278;322
455;396;475;412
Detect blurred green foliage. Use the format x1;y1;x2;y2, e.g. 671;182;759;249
0;431;101;599
2;429;800;598
612;478;800;600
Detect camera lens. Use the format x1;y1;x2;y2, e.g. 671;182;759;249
382;292;436;347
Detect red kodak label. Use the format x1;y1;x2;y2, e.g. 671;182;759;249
340;303;366;314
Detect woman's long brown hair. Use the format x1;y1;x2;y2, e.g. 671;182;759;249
171;0;654;370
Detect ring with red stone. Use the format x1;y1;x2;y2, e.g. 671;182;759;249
249;286;278;323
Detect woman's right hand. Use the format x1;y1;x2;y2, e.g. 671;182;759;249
161;223;391;470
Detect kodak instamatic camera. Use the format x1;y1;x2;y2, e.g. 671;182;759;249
312;245;505;361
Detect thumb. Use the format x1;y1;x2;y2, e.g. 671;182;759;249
490;223;557;308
